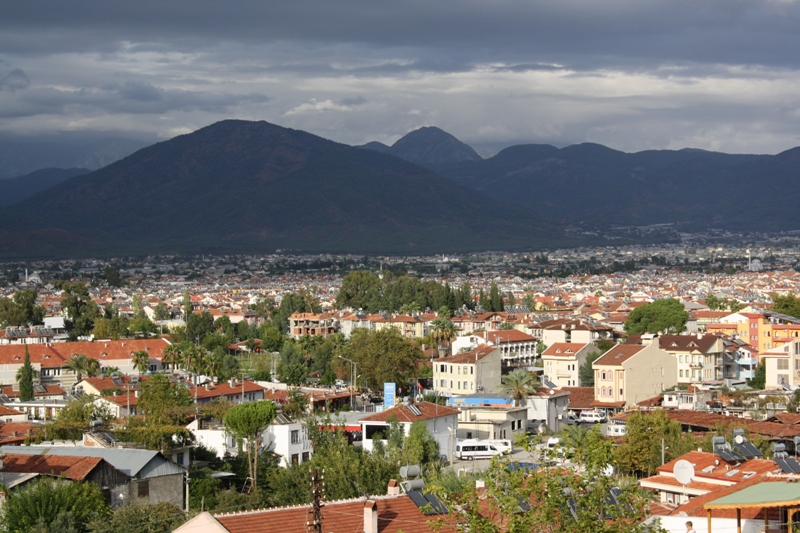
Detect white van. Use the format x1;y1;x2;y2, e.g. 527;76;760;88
456;439;504;460
489;439;513;455
579;411;607;424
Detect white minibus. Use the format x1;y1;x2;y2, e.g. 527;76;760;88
456;439;504;460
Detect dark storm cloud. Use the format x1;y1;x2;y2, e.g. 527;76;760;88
3;1;800;71
2;1;800;154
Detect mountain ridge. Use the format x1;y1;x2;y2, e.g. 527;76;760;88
2;120;563;258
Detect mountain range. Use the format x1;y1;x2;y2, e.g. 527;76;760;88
2;120;800;259
0;121;559;259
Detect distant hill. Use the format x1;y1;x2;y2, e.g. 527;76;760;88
431;143;800;231
1;120;564;258
361;127;482;166
0;168;90;206
0;135;149;179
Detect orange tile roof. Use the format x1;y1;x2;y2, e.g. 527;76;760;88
432;344;497;364
562;387;595;409
0;453;105;481
214;495;457;533
0;384;66;398
191;380;265;400
593;344;645;366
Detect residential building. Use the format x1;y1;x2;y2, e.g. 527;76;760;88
360;401;459;461
0;445;185;509
452;403;528;441
187;412;312;467
541;342;595;388
761;341;800;390
707;311;800;353
592;336;677;412
540;318;616;346
432;345;502;396
288;312;339;339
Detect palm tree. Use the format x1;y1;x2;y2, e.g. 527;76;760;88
558;423;590;462
131;350;150;374
430;318;458;358
162;344;181;371
65;354;89;382
84;357;101;378
501;369;540;406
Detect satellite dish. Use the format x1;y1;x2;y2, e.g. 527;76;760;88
734;434;745;445
673;459;695;486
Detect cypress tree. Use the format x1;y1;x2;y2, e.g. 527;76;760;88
19;346;34;402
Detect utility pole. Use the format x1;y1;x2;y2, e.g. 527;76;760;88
307;469;324;533
338;355;356;410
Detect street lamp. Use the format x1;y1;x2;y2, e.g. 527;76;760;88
338;355;357;410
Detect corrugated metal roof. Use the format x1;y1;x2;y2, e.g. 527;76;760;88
0;446;183;477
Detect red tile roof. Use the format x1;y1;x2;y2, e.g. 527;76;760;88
562;387;595;409
360;402;459;423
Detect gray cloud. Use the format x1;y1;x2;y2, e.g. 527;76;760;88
1;1;800;154
1;68;30;92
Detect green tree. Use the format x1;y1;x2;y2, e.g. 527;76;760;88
59;281;99;340
66;353;91;383
624;298;688;335
578;348;605;387
339;328;424;391
335;271;382;311
615;409;683;476
182;290;193;319
748;363;766;389
153;302;171;321
138;373;193;425
0;289;46;327
87;502;186;533
102;265;123;287
224;400;277;487
18;345;34;402
1;478;108;533
487;283;504;312
771;293;800;319
430;318;458;358
186;311;214;345
501;369;540;406
132;350;150;374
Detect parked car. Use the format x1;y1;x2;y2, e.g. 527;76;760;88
579;411;607;424
562;414;581;425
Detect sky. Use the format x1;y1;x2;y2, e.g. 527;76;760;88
2;0;800;156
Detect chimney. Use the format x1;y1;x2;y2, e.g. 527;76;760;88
387;479;399;496
364;500;378;533
229;378;235;388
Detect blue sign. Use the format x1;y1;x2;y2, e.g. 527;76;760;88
383;382;396;408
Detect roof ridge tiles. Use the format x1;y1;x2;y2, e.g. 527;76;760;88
213;494;401;517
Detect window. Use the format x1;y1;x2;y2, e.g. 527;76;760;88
470;367;474;375
291;430;300;444
795;359;800;371
463;366;468;374
778;359;789;370
292;454;299;465
679;369;684;378
176;452;184;465
137;480;150;498
679;355;683;363
440;364;446;372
